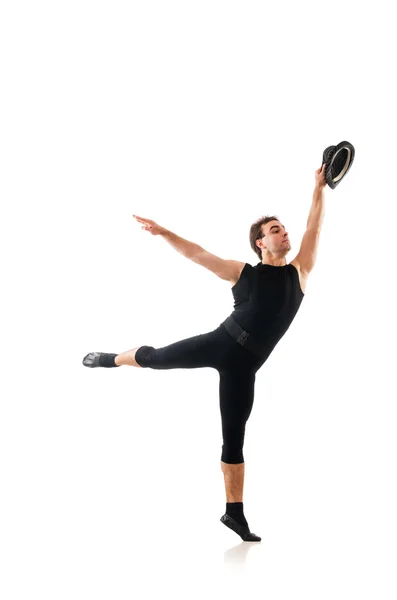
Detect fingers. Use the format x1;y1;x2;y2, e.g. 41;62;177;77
133;215;150;224
133;214;153;231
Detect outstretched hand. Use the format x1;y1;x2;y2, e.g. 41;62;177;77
132;214;167;236
315;164;326;189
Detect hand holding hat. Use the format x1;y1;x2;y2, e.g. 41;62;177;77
315;164;327;189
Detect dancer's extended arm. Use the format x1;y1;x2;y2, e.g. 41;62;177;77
133;214;243;283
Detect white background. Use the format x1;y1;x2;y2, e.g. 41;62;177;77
1;1;396;598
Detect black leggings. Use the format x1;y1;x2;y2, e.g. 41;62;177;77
135;324;266;464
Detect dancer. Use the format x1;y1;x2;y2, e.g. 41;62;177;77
83;164;327;542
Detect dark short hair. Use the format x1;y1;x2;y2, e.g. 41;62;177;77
249;215;280;260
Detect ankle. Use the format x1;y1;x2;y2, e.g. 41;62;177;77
226;502;248;528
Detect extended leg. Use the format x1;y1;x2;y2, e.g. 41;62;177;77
83;327;223;370
119;329;222;370
82;348;143;368
115;347;142;367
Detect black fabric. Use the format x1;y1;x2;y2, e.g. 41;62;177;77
98;353;119;367
222;315;265;358
135;260;304;464
220;514;261;542
226;502;248;528
225;263;304;363
322;140;355;189
135;325;257;463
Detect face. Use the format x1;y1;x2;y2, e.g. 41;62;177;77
257;220;290;254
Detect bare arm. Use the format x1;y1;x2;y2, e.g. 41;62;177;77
307;164;326;230
133;215;203;260
293;167;326;275
133;214;244;282
160;230;244;282
160;230;204;261
306;185;325;230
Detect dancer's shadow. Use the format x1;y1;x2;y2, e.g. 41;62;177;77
224;539;261;565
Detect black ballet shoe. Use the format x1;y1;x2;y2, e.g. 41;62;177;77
82;352;103;367
220;513;261;542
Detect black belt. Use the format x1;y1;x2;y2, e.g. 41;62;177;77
222;316;264;358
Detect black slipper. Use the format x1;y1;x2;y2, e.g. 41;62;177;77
82;352;102;367
220;513;261;542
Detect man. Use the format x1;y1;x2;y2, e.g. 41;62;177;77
83;164;327;542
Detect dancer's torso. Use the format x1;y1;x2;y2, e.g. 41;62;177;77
222;259;306;361
230;259;307;294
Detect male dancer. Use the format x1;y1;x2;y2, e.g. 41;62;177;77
83;164;327;542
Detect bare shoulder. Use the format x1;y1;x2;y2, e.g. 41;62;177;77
289;258;308;294
229;261;246;287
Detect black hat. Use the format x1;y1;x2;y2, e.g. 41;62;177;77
322;141;355;189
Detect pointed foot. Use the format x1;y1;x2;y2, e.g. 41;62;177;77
220;514;261;542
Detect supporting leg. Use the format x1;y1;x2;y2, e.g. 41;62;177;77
220;460;261;542
221;461;245;502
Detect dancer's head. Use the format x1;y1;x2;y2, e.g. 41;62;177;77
249;216;290;261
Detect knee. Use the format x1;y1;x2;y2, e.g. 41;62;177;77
221;423;246;464
221;446;244;464
221;432;245;464
135;345;155;368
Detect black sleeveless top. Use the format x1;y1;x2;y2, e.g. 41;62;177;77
221;262;305;359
